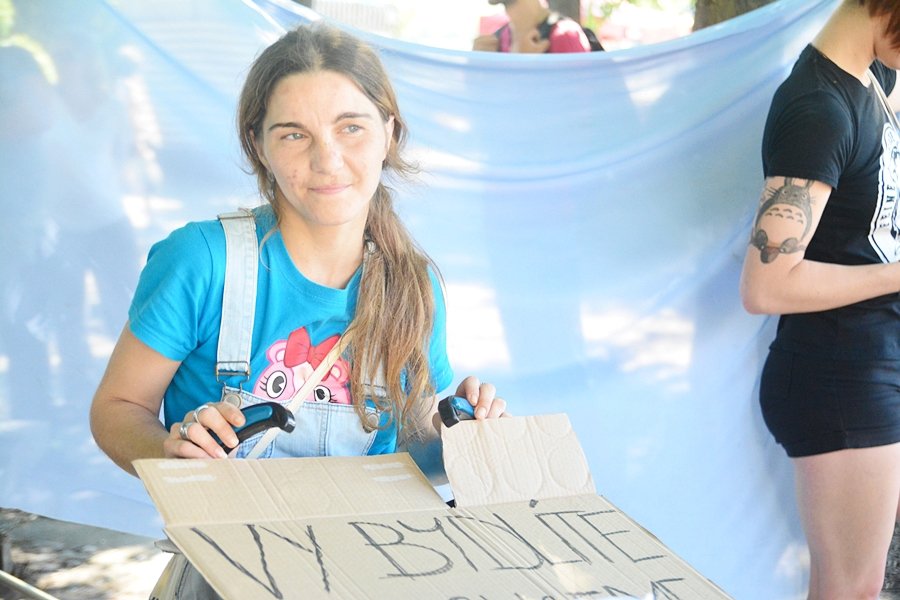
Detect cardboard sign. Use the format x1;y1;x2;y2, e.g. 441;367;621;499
135;414;731;599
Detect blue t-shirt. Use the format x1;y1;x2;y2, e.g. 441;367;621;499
129;206;453;454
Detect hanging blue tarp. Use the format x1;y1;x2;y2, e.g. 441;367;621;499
0;0;840;597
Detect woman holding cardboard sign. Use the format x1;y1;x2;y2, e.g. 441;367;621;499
92;20;509;599
90;25;507;489
740;1;900;597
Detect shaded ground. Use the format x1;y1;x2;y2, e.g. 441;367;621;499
887;523;900;600
0;508;168;600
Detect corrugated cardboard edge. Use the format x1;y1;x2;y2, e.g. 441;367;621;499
134;453;446;528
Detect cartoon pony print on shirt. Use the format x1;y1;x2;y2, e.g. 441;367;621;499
253;327;351;404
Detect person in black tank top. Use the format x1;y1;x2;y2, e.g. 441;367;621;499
740;1;900;597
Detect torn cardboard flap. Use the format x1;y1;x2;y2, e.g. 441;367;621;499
441;412;595;507
137;414;732;599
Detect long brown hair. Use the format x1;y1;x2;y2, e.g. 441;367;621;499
237;23;439;439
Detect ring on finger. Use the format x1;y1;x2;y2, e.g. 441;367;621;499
192;403;213;424
179;421;192;441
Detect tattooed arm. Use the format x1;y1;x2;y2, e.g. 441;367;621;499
740;176;900;315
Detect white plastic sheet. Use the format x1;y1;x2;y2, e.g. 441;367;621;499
0;0;839;596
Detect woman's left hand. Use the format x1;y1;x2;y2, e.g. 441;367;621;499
417;376;510;480
453;375;509;420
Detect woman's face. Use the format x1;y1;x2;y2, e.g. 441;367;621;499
254;70;394;233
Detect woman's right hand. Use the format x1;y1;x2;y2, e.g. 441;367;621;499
166;401;246;459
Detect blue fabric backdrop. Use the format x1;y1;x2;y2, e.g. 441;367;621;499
0;0;841;597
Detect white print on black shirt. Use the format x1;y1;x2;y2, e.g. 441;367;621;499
869;122;900;263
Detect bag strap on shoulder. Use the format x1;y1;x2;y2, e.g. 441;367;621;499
870;67;900;134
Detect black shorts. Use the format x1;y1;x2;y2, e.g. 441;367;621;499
760;348;900;457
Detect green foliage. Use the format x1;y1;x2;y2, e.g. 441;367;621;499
0;0;14;38
583;0;695;31
0;0;57;85
587;0;664;20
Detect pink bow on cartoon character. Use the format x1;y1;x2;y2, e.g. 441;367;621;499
284;328;338;370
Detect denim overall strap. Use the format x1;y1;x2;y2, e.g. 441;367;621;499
242;242;377;458
215;210;258;386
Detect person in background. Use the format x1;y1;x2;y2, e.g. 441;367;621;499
90;22;508;598
0;45;58;421
473;0;592;54
740;1;900;597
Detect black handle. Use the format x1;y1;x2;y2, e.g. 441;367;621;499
437;395;476;428
214;402;295;451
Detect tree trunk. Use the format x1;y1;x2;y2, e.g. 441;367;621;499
693;0;774;30
548;0;580;21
